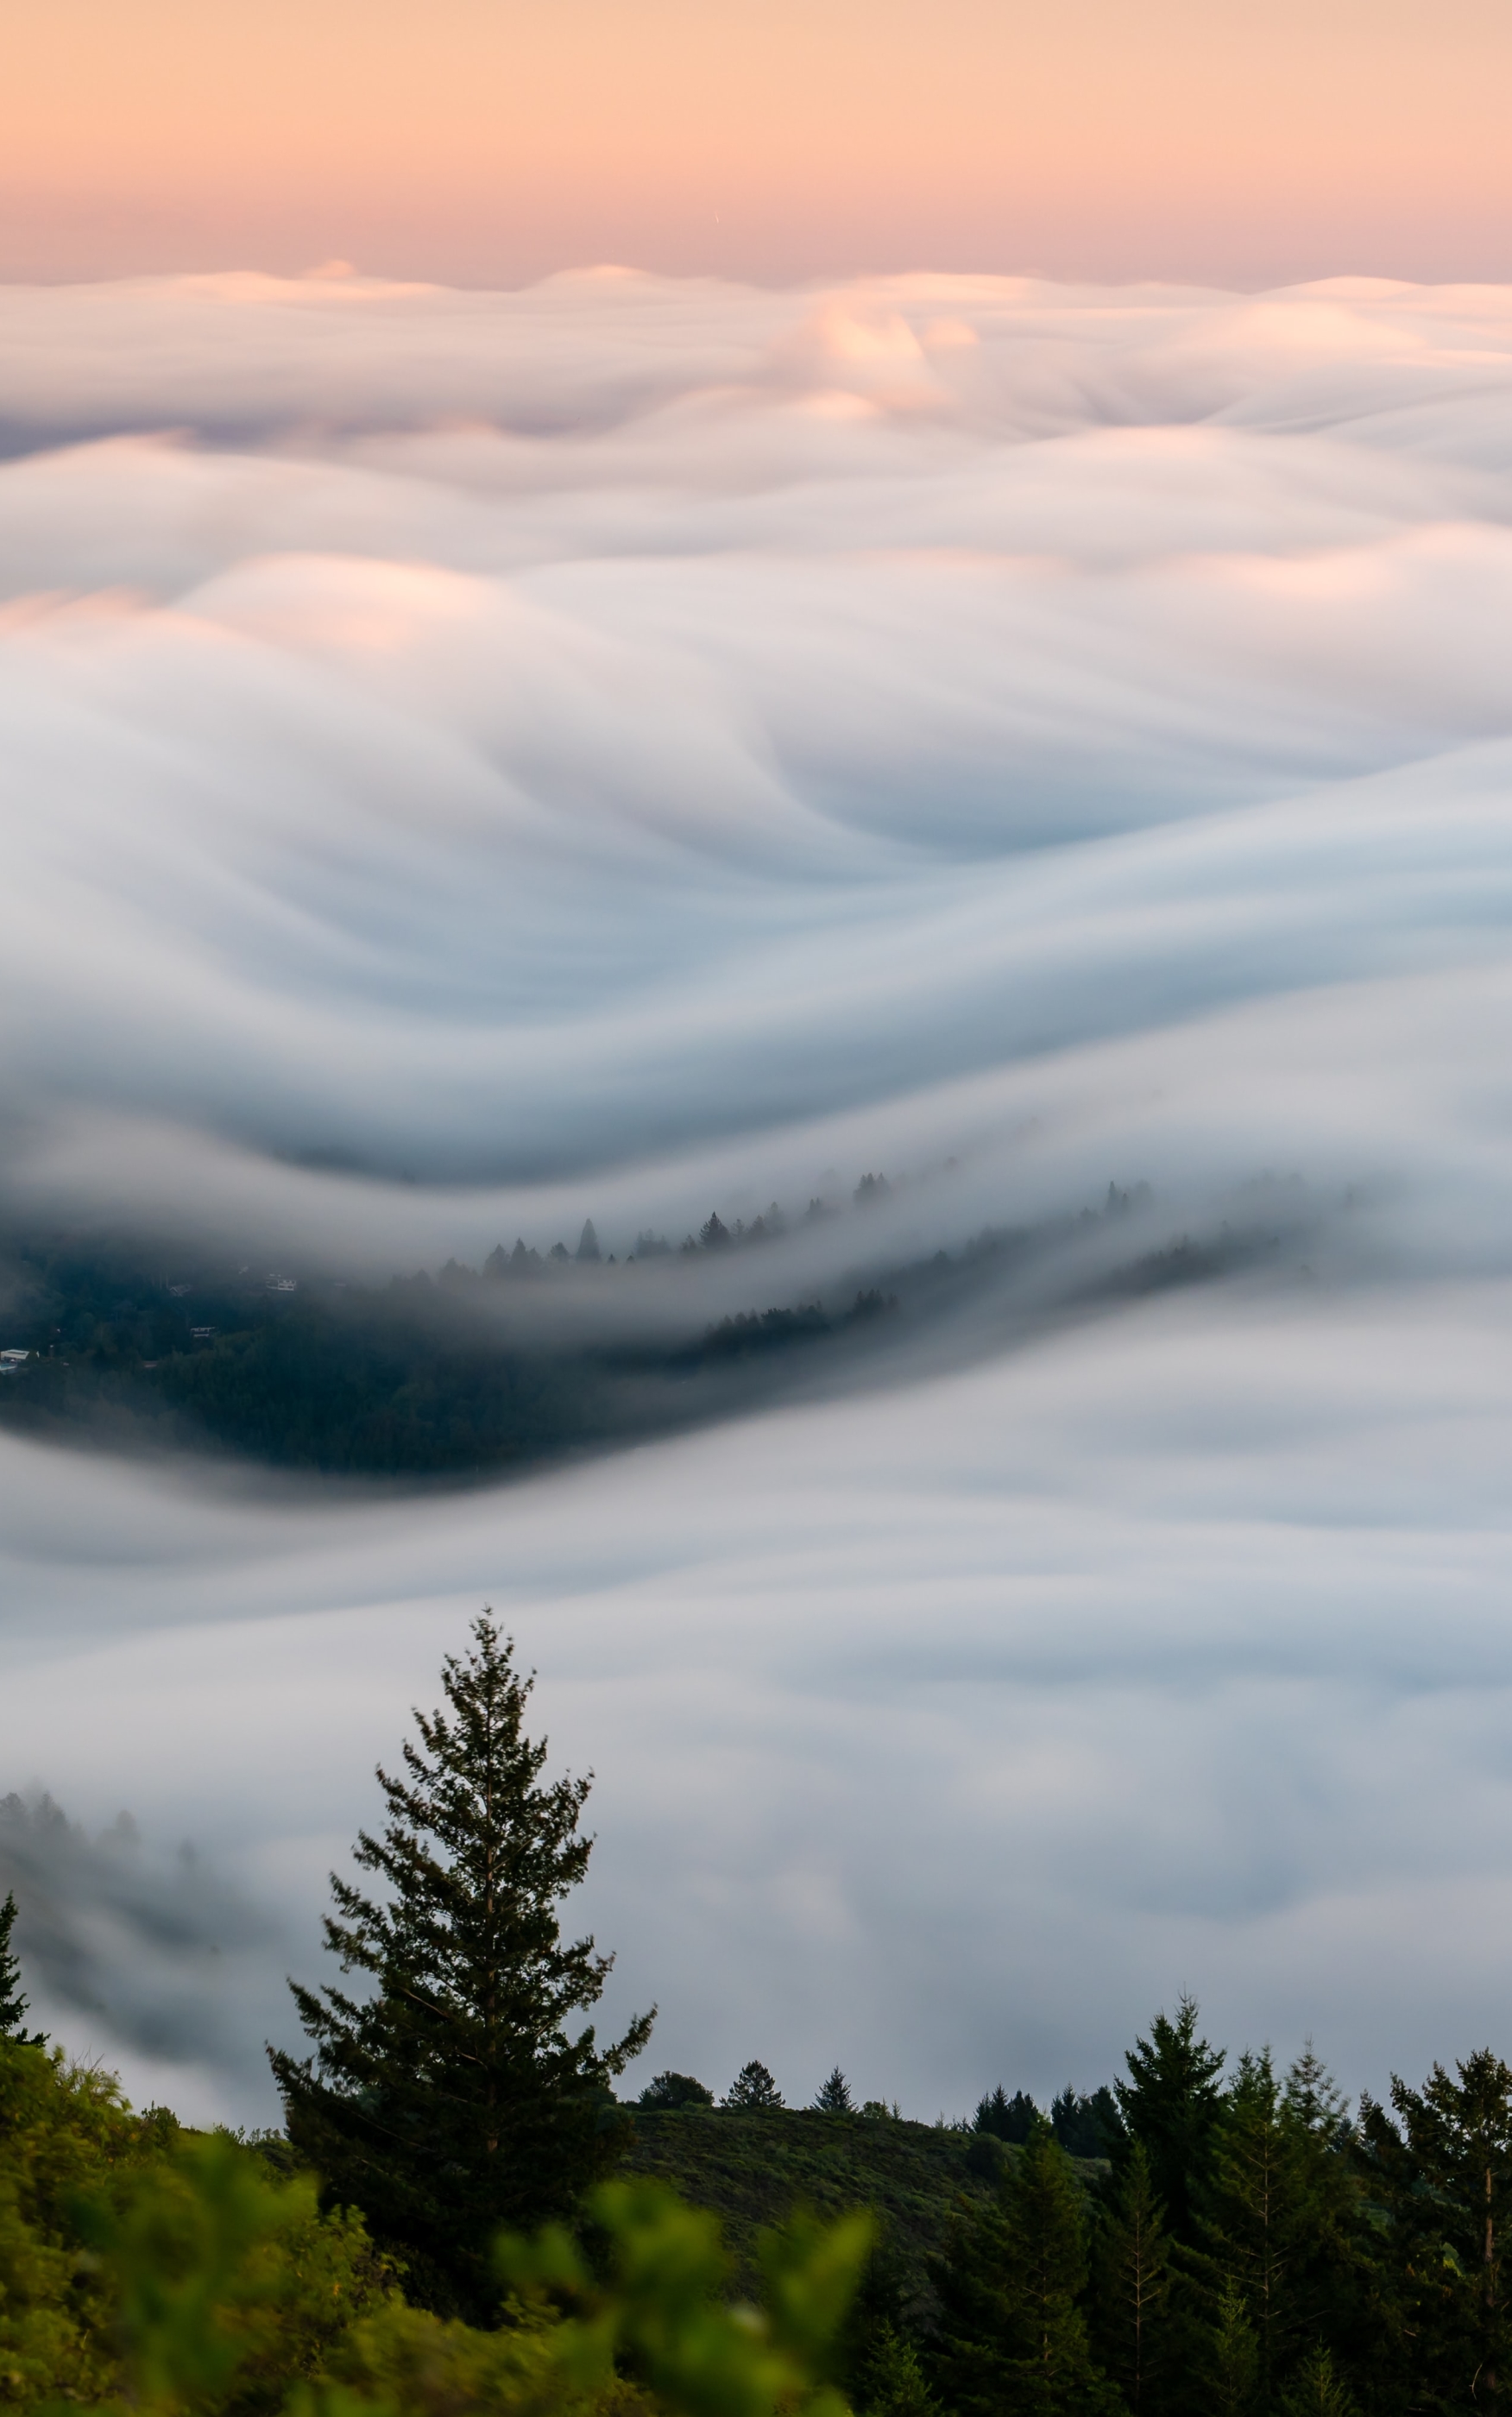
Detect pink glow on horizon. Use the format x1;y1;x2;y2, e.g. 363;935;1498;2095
4;0;1512;287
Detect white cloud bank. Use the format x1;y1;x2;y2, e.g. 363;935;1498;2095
4;268;1512;2115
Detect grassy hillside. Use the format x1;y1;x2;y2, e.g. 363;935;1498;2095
624;2108;1000;2317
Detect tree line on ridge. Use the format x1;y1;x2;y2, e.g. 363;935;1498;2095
3;1619;1508;2415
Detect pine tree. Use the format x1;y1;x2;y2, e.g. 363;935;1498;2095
1209;2276;1259;2417
1052;2086;1121;2158
268;1615;653;2317
974;2086;1039;2144
814;2067;855;2114
1093;2138;1174;2414
1279;2346;1358;2417
1202;2046;1369;2408
1358;2048;1512;2411
0;1890;45;2044
859;2325;939;2417
723;2060;784;2110
1204;2050;1300;2404
931;2123;1115;2417
1115;1997;1225;2248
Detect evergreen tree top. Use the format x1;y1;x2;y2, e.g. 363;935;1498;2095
269;1613;653;2317
813;2066;854;2114
1114;1993;1225;2245
0;1889;45;2046
724;2059;784;2111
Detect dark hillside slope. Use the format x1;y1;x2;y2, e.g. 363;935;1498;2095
626;2108;1005;2313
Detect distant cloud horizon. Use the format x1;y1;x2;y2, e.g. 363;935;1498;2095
5;1;1512;289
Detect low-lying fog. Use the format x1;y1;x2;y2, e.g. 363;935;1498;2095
3;268;1512;2120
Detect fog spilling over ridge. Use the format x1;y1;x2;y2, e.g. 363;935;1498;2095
7;272;1512;1244
6;270;1512;2118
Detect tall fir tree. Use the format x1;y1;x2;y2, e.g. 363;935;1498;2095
1111;1997;1227;2415
1209;2276;1260;2417
0;1890;45;2044
931;2121;1116;2417
1093;2137;1174;2414
1202;2049;1301;2408
1115;1996;1226;2249
1357;2048;1512;2414
268;1615;653;2317
843;2228;935;2417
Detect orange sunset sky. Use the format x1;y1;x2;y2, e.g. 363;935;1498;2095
3;0;1512;287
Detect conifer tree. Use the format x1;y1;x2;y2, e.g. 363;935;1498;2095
859;2325;939;2417
814;2067;854;2114
1115;1997;1225;2248
1358;2048;1512;2410
1202;2045;1368;2408
723;2059;784;2110
974;2085;1038;2144
1093;2138;1173;2414
0;1890;45;2044
931;2121;1116;2416
1279;2345;1358;2417
1208;2276;1260;2417
268;1615;653;2318
1203;2049;1299;2404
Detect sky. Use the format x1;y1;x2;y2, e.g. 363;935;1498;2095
6;0;1512;286
6;270;1512;2121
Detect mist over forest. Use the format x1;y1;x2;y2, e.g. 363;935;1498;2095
5;267;1512;2168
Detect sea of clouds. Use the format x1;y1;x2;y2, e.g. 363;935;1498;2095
5;268;1512;2122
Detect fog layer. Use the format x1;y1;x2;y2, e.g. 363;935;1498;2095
3;272;1512;2116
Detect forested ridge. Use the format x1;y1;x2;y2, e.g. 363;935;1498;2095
4;1620;1496;2416
0;1185;1284;1481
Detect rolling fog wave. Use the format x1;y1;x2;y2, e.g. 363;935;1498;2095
5;273;1512;2113
4;274;1512;1262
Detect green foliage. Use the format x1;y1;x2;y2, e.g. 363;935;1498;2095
1114;1996;1225;2250
1358;2047;1512;2414
495;2180;868;2417
1092;2139;1172;2414
626;2107;994;2321
1207;2276;1259;2417
723;2066;784;2113
1049;2090;1118;2162
0;1896;43;2047
850;2325;937;2417
1202;2050;1304;2404
814;2073;854;2118
1197;2046;1368;2412
637;2076;715;2112
77;2133;389;2417
971;2090;1036;2148
0;2038;171;2405
269;1619;653;2319
1278;2345;1359;2417
929;2124;1115;2417
0;2053;871;2417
